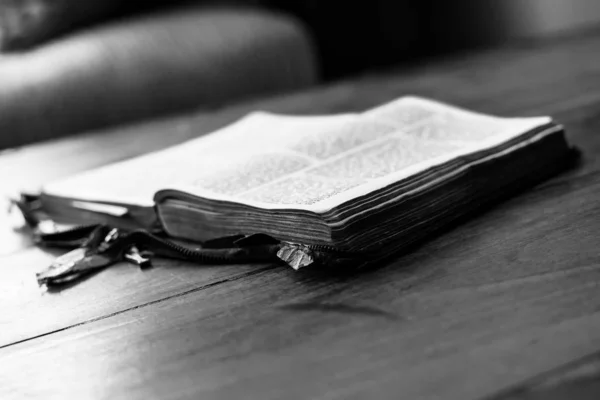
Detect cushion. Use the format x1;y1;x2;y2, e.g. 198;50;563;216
0;4;317;149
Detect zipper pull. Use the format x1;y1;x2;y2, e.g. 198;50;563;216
277;243;315;270
123;246;152;269
36;226;119;287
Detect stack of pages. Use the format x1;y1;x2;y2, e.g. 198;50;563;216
40;97;573;263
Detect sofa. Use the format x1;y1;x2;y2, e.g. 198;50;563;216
0;2;318;149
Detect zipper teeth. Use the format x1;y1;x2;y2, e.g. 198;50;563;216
305;243;364;257
41;223;363;263
145;234;227;262
135;232;274;264
158;238;227;262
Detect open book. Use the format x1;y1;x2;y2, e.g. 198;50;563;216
39;97;573;265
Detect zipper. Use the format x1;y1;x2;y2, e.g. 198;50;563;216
121;230;283;264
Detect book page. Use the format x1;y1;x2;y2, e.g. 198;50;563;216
44;97;552;213
168;97;552;211
42;112;356;206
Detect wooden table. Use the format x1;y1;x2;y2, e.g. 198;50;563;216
1;30;600;400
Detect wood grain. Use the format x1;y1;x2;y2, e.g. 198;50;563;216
2;29;600;400
2;177;600;398
0;247;274;347
490;351;600;400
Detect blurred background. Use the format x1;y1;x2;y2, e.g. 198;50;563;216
428;0;600;47
285;0;600;79
1;0;600;148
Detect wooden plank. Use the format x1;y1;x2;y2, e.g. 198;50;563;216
490;351;600;400
1;167;600;399
0;246;274;347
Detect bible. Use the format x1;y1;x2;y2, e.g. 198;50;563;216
37;96;574;268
